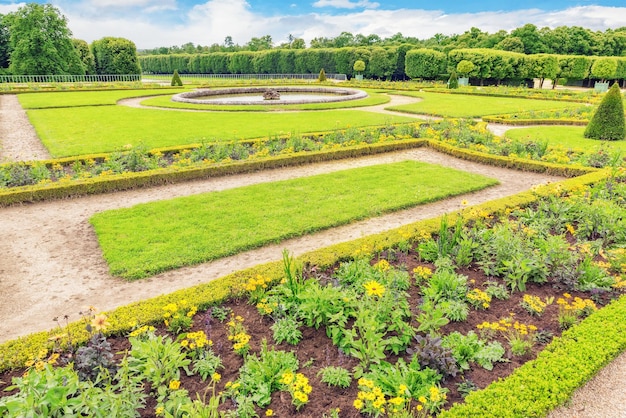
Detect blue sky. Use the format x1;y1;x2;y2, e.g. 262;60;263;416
1;0;625;49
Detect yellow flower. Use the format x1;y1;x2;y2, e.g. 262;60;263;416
265;409;274;416
364;280;385;298
155;406;165;415
169;380;181;390
91;314;110;331
212;373;222;382
353;399;364;410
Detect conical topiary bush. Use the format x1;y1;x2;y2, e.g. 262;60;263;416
584;83;625;141
448;70;459;89
171;69;183;87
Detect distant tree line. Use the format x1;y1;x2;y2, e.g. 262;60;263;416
0;3;141;76
139;24;626;57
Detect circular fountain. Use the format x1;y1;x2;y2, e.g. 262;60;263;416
171;86;368;105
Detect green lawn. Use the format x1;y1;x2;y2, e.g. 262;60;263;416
387;91;578;118
28;105;416;157
17;88;188;109
505;126;626;151
90;161;499;280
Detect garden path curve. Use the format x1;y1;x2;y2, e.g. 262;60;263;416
0;92;624;417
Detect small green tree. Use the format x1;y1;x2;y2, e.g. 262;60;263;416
318;68;327;82
353;59;365;75
584;83;625;141
171;69;182;86
456;60;476;77
590;58;618;82
448;70;459;89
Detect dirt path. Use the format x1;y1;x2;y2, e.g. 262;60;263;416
0;95;51;162
0;91;623;417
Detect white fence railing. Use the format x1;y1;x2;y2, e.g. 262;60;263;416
0;74;142;83
144;73;348;81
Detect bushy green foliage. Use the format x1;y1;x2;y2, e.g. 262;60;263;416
6;4;84;75
584;82;625;141
448;70;459;89
91;37;141;75
170;69;182;86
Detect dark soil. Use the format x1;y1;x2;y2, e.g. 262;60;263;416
1;247;618;418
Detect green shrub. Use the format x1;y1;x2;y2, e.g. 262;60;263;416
171;69;183;87
584;82;625;141
448;70;459;89
318;68;326;82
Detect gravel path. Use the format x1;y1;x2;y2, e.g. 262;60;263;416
0;91;623;417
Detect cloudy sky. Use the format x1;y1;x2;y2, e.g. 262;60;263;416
1;0;625;49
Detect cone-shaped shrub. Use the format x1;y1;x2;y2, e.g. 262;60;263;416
584;83;625;141
448;70;459;89
171;69;183;87
318;68;327;82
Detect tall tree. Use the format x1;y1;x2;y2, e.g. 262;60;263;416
72;39;95;75
7;4;83;75
91;37;141;75
0;14;10;69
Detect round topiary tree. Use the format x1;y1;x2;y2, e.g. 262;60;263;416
456;60;475;77
318;68;327;82
448;70;459;89
353;59;365;80
171;69;182;86
584;83;625;141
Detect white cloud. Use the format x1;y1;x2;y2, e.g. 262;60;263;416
312;0;380;10
85;0;177;12
0;3;26;14
60;3;626;49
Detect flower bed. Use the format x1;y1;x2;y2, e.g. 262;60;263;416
1;169;625;417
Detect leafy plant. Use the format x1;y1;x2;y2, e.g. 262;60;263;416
227;341;299;409
408;335;459;378
74;333;117;383
271;316;303;345
127;331;191;390
317;366;352;388
192;349;223;382
417;302;450;336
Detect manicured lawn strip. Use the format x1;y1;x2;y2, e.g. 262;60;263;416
17;88;188;109
28;106;417;157
505;126;626;152
139;89;389;111
90;161;498;279
386;91;577;118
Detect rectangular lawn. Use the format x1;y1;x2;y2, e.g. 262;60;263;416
28;106;417;157
387;91;576;118
18;89;187;109
90;161;498;280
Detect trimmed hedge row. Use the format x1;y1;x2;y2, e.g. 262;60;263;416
0;139;428;206
481;117;588;126
1;131;597;206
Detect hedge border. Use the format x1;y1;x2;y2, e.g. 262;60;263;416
0;135;595;207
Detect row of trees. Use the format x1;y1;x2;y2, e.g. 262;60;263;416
139;46;411;80
140;24;626;58
406;48;626;87
139;46;626;85
0;4;140;75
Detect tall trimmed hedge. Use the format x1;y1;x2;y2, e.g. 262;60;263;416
584;82;625;140
405;48;447;80
91;37;141;75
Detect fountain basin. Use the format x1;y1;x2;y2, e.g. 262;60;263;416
171;86;368;105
